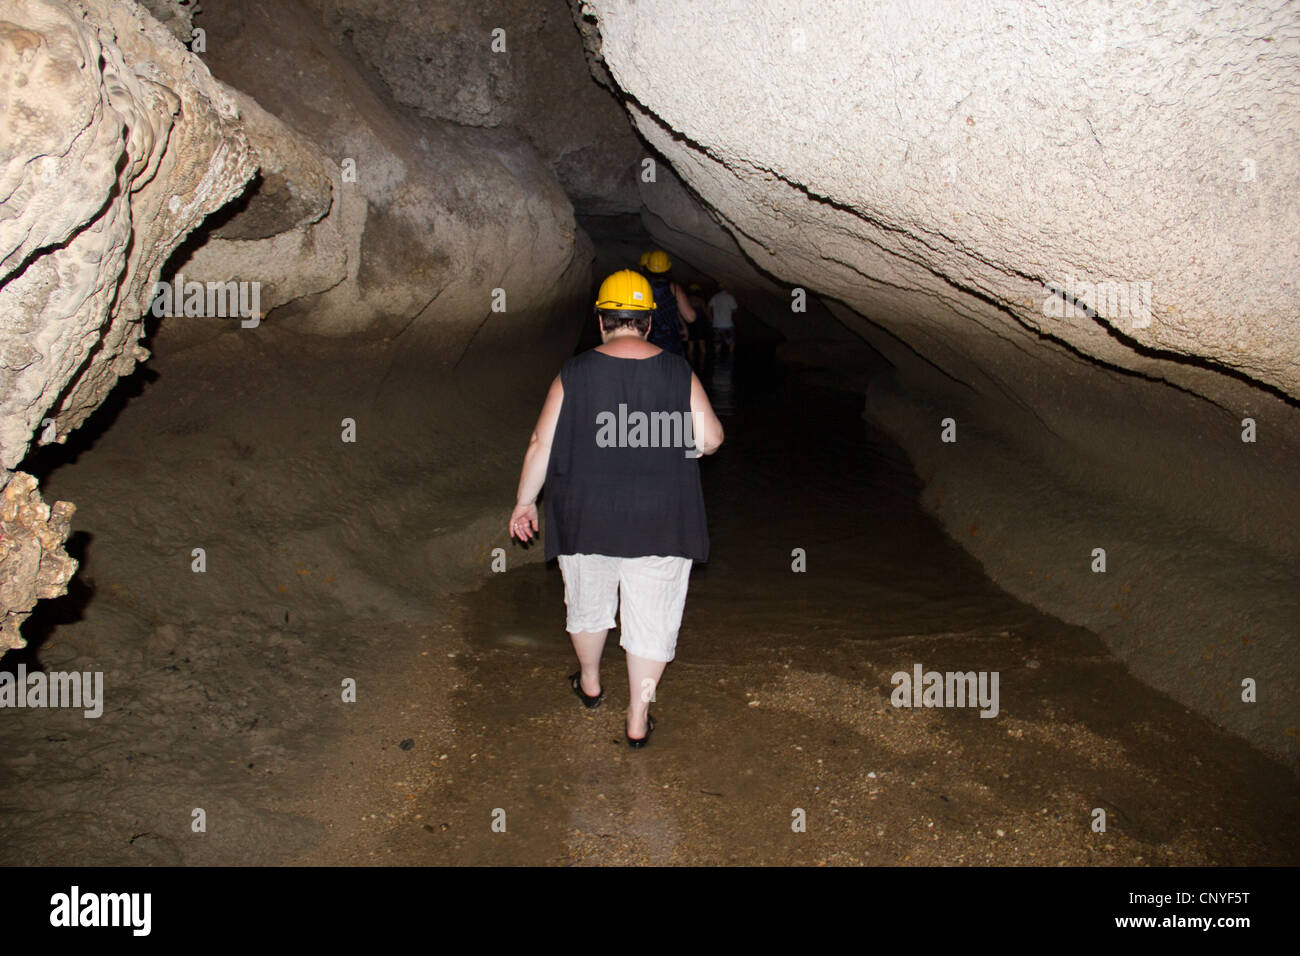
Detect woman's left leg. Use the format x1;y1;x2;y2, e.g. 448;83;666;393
557;554;621;698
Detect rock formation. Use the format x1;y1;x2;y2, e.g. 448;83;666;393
0;0;257;645
302;0;644;214
177;0;590;346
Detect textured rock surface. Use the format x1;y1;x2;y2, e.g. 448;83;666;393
190;0;589;340
303;0;643;213
0;0;256;644
0;473;76;651
580;0;1300;760
171;84;360;333
134;0;194;43
0;0;254;470
637;163;855;343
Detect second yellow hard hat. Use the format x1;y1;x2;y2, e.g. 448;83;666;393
643;249;672;274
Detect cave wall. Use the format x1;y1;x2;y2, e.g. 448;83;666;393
577;0;1300;760
0;0;258;649
0;0;256;469
301;0;644;215
637;162;857;343
173;0;587;346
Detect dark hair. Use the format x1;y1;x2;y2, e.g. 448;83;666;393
597;308;651;336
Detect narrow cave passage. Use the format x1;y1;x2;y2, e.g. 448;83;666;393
287;272;1295;865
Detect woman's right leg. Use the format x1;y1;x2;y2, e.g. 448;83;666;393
625;653;667;738
617;556;694;739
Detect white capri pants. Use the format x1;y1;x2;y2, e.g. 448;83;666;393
556;553;694;663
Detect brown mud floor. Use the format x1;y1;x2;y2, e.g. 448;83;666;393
2;330;1296;866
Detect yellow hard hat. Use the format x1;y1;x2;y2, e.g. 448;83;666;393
595;269;656;311
638;251;652;267
644;249;671;273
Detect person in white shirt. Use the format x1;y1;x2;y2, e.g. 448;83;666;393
708;289;738;354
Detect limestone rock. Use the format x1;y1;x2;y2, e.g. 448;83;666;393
0;0;256;473
0;0;256;647
172;85;358;334
134;0;195;44
0;473;76;651
303;0;643;213
638;163;855;343
191;0;589;339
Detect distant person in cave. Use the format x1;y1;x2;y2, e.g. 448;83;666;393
640;249;695;355
509;269;724;748
685;282;712;366
708;287;738;356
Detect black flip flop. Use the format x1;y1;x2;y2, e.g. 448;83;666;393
569;671;603;709
627;715;655;749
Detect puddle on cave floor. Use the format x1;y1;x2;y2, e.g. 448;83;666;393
378;340;1298;866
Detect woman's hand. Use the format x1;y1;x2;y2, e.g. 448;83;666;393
510;502;539;542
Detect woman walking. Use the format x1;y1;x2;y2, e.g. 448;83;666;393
509;269;724;748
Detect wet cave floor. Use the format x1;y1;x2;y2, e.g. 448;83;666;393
285;340;1299;866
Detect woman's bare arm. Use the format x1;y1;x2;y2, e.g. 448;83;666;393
510;374;563;541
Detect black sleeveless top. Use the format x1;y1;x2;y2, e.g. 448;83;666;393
544;349;709;562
